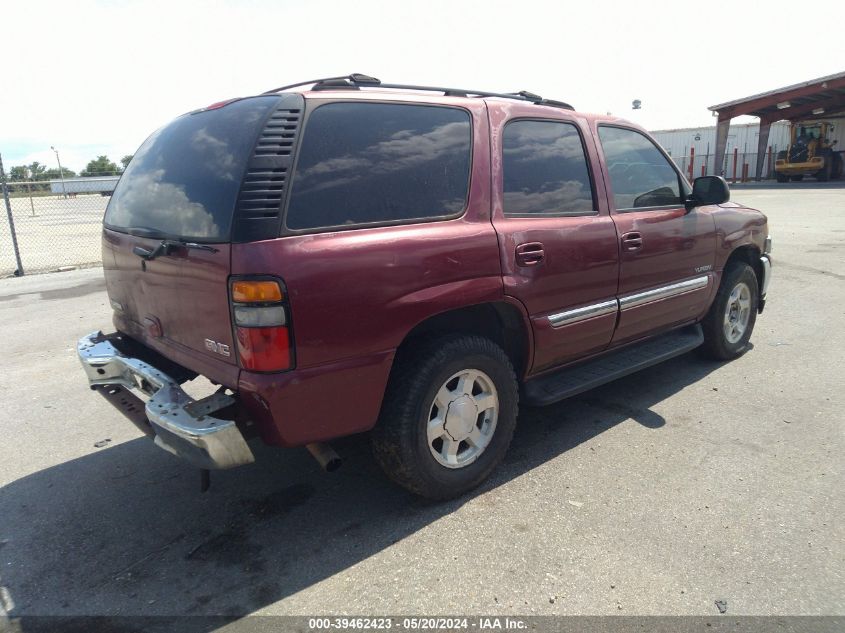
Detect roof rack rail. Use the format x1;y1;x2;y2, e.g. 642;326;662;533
262;74;575;111
262;73;380;94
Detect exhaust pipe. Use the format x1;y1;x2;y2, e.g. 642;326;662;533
306;442;342;472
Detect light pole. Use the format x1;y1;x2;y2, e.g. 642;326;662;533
24;167;35;216
50;145;67;199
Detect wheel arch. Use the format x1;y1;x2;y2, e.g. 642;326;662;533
724;244;763;292
397;301;533;380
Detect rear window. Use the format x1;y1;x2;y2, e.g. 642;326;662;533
105;96;280;241
285;102;471;231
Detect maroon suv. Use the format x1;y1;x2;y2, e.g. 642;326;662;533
78;74;772;499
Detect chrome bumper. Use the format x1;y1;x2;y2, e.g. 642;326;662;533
77;332;254;470
760;254;772;297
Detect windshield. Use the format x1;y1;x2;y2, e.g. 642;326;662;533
104;96;280;242
797;125;821;140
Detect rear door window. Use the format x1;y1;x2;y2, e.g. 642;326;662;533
598;126;682;210
286;103;471;231
105;96;280;241
502;119;595;215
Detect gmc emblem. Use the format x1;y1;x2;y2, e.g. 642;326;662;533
204;339;231;357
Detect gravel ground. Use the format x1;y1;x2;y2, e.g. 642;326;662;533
0;185;842;628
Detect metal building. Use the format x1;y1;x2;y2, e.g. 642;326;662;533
708;71;845;180
650;121;792;180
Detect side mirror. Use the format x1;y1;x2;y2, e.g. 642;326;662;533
686;175;730;210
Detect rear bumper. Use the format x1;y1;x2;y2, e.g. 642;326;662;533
78;331;254;470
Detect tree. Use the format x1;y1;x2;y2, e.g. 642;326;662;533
8;162;56;182
81;155;119;177
7;162;54;192
44;166;76;179
120;154;134;171
8;166;29;181
29;161;48;179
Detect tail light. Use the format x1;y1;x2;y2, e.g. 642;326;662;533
230;278;293;372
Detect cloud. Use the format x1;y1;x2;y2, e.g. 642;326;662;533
504;180;593;214
107;168;220;238
190;128;238;181
504;125;588;162
294;119;470;196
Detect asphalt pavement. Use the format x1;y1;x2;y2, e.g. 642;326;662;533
0;185;842;627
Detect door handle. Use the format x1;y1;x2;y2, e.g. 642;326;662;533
621;232;643;251
515;242;545;266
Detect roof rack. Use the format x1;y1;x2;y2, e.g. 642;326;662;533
262;74;575;111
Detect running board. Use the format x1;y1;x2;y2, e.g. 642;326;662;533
523;325;704;407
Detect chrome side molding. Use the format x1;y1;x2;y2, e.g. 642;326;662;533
548;299;618;328
546;275;711;328
619;275;709;310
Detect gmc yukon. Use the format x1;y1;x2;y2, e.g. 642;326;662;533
78;74;772;499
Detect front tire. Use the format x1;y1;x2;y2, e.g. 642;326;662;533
700;263;759;360
372;335;518;500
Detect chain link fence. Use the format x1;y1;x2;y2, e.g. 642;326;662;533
671;149;781;182
1;155;117;277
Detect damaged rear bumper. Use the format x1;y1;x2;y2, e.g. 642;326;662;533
77;331;254;470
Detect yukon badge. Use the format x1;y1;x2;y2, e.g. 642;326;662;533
695;264;713;273
204;338;231;357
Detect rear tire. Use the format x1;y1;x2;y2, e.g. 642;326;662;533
700;263;759;360
791;175;804;182
372;335;518;500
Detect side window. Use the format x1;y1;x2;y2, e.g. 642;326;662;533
503;120;595;215
598;126;681;210
286;103;471;230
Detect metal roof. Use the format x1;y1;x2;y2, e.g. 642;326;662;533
708;71;845;121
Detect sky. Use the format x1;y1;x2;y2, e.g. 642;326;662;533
2;0;844;174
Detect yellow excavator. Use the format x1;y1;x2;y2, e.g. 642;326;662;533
775;121;843;182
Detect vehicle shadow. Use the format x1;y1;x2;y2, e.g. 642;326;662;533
0;352;724;629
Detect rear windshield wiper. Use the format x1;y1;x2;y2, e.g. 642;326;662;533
125;226;167;239
133;239;220;261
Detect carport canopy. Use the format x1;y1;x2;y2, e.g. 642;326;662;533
708;71;845;180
